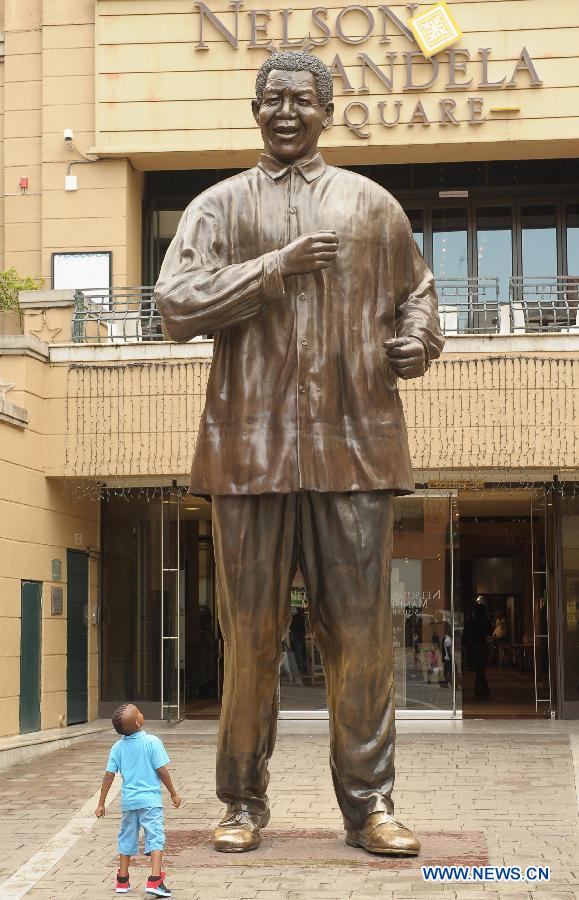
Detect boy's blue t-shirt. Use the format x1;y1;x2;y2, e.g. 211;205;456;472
106;730;170;810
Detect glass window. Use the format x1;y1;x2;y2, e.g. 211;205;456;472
432;208;468;279
476;207;513;302
521;205;558;276
406;209;424;256
566;204;579;276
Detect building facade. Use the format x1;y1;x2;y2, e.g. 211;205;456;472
1;0;579;737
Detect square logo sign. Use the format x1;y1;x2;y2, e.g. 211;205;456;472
408;1;463;58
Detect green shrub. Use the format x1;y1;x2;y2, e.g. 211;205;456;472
0;268;43;312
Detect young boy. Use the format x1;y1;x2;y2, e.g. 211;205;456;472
95;703;182;896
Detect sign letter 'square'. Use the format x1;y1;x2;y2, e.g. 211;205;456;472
408;1;463;58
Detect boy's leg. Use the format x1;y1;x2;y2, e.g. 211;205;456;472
212;493;298;818
117;811;138;891
149;851;162;878
118;810;139;859
143;809;171;896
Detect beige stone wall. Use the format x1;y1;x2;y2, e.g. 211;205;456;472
0;345;100;737
0;0;5;271
50;348;579;483
95;0;579;169
0;0;143;285
40;0;142;284
3;0;42;278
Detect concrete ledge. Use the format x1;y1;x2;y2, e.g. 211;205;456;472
0;720;112;773
0;335;49;361
50;339;214;363
19;290;75;309
0;395;29;428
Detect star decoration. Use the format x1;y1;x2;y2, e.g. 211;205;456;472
29;310;62;342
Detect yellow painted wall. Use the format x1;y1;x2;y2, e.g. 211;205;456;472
3;0;42;278
0;18;4;272
0;348;100;737
95;0;579;169
0;0;143;285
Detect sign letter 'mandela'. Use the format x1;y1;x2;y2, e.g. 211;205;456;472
155;51;444;856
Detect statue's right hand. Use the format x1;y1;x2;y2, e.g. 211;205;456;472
279;231;338;276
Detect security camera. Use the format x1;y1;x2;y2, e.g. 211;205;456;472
63;128;74;143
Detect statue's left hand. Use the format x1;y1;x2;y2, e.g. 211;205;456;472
383;337;427;380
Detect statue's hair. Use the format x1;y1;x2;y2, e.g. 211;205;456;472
112;703;131;735
255;51;333;107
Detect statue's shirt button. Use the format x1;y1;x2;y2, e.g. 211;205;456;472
289;206;297;214
301;339;308;347
298;292;307;302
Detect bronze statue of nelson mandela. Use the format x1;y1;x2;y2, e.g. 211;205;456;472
155;50;444;856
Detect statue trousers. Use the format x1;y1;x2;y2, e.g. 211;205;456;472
212;490;396;831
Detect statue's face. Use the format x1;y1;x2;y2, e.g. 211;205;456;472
252;70;333;163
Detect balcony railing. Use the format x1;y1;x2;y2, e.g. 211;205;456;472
70;278;579;343
72;287;163;343
509;276;579;332
437;277;500;335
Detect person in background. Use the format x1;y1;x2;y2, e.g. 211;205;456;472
464;596;491;700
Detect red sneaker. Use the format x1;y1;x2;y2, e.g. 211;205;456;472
115;871;131;893
146;872;171;897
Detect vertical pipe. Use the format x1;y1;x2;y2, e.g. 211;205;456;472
160;492;164;719
450;492;457;717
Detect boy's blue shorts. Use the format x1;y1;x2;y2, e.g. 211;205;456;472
118;807;165;856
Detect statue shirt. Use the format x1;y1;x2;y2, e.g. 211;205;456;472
155;153;444;496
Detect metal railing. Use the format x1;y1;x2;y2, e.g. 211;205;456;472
509;276;579;332
72;287;162;343
69;277;579;343
436;277;501;335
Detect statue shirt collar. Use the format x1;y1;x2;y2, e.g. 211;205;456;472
257;152;326;183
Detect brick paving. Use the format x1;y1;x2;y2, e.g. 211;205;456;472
0;721;578;899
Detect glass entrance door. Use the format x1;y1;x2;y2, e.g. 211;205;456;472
162;492;218;720
459;490;553;716
279;491;460;717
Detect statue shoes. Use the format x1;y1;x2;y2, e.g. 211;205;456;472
213;806;270;853
345;811;421;856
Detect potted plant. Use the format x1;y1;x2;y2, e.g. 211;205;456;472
0;268;43;335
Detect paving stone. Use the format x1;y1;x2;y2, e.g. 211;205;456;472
0;725;576;899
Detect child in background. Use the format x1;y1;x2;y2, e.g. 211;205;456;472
95;703;182;897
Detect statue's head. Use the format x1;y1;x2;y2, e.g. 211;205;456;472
252;51;334;164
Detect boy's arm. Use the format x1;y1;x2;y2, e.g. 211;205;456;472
95;771;115;818
156;766;181;808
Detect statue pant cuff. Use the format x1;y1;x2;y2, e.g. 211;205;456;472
218;797;270;819
342;794;395;832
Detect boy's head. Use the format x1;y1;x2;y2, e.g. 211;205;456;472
112;703;144;736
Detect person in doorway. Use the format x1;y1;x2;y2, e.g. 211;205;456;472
441;625;453;688
156;50;442;857
412;629;420;675
492;610;507;670
464;597;491;700
95;703;182;897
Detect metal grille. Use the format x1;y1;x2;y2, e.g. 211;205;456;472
510;277;579;332
436;277;501;335
69;277;579;341
72;287;162;343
